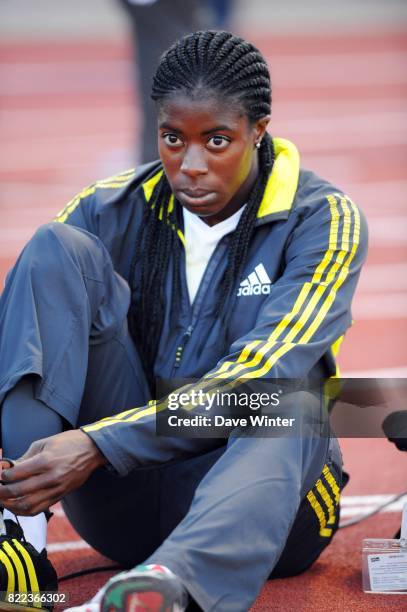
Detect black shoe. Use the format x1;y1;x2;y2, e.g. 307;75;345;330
0;518;58;610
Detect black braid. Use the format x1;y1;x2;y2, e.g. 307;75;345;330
127;177;178;391
129;31;273;387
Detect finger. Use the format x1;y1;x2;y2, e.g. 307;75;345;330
24;492;63;516
3;497;32;516
0;471;55;504
0;482;20;503
1;453;49;483
2;486;63;516
0;458;14;484
0;482;25;502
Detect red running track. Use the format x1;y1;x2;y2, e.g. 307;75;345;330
1;29;406;611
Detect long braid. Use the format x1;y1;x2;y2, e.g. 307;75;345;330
128;31;273;385
128;177;178;390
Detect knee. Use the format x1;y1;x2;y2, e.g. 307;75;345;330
23;222;108;277
19;223;78;274
32;222;87;250
24;222;81;259
278;390;321;413
1;222;103;298
275;389;327;436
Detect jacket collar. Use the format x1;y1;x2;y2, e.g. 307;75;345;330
255;137;300;225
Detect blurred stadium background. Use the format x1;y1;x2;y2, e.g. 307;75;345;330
1;0;407;609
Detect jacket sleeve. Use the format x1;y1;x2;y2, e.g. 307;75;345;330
52;168;139;234
81;192;368;475
53;181;103;234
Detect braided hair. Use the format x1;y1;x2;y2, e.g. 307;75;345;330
128;31;274;389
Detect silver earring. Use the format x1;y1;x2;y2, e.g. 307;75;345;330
255;141;261;149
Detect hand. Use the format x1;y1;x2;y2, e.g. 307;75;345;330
0;430;107;516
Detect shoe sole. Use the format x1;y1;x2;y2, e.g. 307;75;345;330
101;574;182;612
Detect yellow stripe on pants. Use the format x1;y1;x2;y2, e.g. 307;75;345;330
306;490;332;538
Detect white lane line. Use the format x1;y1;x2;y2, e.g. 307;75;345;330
292;130;407;151
274;98;407;118
275;111;407;135
340;495;407;517
48;541;90;553
368;216;407;245
352;293;407;319
51;507;66;518
358;263;407;292
233;53;407;88
0;107;132;136
3;51;406;94
341;495;407;506
343;366;407;377
1;62;131;95
3;51;406;71
1;137;131;173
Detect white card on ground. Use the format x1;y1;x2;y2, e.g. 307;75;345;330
367;552;407;592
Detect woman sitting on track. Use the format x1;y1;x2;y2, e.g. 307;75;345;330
0;30;368;612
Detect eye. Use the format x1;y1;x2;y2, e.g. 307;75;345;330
162;133;184;148
207;135;231;151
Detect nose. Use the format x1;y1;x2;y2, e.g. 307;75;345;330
180;145;208;177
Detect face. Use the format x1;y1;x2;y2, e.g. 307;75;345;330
157;94;270;226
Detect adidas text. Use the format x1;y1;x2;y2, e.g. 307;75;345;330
237;284;271;297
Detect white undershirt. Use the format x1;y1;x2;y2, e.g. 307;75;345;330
183;206;246;303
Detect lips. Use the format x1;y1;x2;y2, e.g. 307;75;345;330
181;188;212;197
178;189;217;207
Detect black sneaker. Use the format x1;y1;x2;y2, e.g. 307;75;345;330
0;518;58;610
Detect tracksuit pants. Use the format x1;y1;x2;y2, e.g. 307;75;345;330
0;223;344;611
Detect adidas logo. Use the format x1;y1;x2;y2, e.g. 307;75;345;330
237;263;272;297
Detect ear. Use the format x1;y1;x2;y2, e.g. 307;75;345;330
252;115;271;147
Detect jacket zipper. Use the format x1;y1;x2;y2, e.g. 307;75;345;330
170;235;230;376
171;324;194;373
